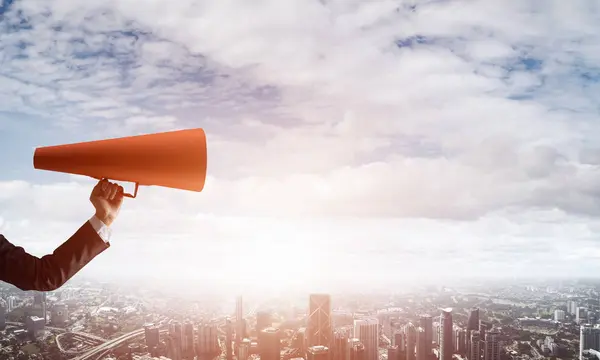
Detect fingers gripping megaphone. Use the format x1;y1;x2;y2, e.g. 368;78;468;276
33;128;208;198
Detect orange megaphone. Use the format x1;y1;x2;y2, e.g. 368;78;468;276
33;128;208;198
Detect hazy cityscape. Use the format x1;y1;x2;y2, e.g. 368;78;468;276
0;278;599;360
2;1;600;360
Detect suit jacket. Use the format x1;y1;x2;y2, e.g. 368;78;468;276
0;221;110;291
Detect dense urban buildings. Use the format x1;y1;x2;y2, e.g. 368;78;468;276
1;278;600;359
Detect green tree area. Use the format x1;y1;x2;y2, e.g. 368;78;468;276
518;330;533;342
517;342;532;355
20;343;40;355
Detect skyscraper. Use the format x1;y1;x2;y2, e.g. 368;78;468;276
169;321;183;360
197;321;219;356
308;294;332;348
144;323;160;351
348;338;366;360
236;296;244;343
455;329;466;354
7;297;16;312
183;321;195;359
466;308;479;359
577;308;588;324
467;309;479;332
416;327;427;360
333;331;348;360
484;332;500;360
554;310;566;322
580;325;600;360
419;315;432;355
51;304;68;325
33;292;46;323
0;303;5;330
354;318;379;360
259;327;281;360
478;320;489;359
238;338;251;360
294;328;307;354
439;309;453;360
257;311;272;334
468;331;480;360
394;330;405;349
388;345;399;360
226;317;233;360
405;323;416;360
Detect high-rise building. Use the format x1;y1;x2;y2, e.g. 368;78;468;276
7;297;17;312
0;303;5;330
577;308;588;324
294;328;307;354
238;338;251;360
394;330;405;349
308;294;332;348
169;321;183;360
333;331;348;360
33;292;43;306
484;332;500;360
197;321;219;355
51;303;68;325
439;309;453;360
554;310;566;322
468;331;480;360
455;329;466;354
144;323;160;350
354;318;379;360
167;335;179;360
467;309;479;332
466;308;479;360
257;311;272;334
183;321;195;359
32;292;46;323
378;309;402;338
419;315;432;355
388;346;399;360
479;321;488;353
416;327;427;360
26;316;45;338
405;323;416;360
568;300;578;315
226;317;234;360
348;338;366;360
307;345;330;360
237;296;244;343
580;325;600;360
259;327;281;360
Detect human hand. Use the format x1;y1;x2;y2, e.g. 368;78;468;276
90;179;124;227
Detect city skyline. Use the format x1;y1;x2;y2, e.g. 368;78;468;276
0;278;598;359
2;1;600;288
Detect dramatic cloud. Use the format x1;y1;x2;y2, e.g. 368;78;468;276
1;0;600;289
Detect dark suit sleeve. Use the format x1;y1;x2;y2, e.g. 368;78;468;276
0;221;110;291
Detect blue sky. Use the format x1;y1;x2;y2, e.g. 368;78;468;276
1;0;600;293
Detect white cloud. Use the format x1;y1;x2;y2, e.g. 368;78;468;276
1;0;600;286
0;179;598;292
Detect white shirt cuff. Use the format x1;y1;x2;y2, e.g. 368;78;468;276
89;215;112;244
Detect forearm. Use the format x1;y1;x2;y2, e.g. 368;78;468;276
0;220;110;291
